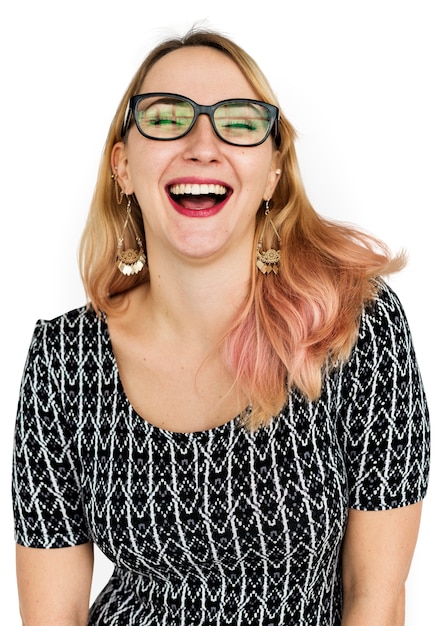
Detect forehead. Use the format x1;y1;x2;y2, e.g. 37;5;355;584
140;46;259;104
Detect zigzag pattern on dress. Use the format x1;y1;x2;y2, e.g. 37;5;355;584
12;282;430;625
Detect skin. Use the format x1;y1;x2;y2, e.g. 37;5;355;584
15;46;424;625
108;46;281;434
341;504;423;625
16;542;93;625
114;47;280;272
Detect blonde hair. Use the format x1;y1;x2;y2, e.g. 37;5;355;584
79;28;405;429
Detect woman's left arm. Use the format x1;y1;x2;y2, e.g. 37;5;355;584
341;501;423;625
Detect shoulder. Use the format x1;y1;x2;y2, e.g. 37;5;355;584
26;305;106;365
37;304;102;329
364;279;406;324
32;305;103;339
339;279;426;408
20;305;112;415
356;280;412;352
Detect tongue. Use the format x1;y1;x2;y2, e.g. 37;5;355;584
180;195;217;210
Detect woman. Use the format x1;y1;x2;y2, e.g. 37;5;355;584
12;28;429;625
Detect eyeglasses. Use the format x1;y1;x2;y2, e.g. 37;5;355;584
121;92;281;147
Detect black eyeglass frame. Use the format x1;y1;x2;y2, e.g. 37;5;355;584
121;92;281;147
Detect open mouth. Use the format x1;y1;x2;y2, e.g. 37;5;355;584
168;183;231;210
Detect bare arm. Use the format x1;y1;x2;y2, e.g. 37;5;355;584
341;502;423;625
16;542;94;626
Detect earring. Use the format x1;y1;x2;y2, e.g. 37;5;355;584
256;199;281;275
116;196;147;276
111;171;124;205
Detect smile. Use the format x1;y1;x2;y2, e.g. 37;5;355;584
167;182;232;216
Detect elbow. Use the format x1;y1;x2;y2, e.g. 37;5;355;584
19;606;88;626
342;584;406;625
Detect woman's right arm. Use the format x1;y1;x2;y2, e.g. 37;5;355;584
13;317;96;624
16;542;93;626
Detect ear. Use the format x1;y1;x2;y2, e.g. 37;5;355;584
263;150;282;201
111;142;134;194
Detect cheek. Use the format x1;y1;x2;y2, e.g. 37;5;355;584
239;158;275;199
126;146;170;196
237;145;275;178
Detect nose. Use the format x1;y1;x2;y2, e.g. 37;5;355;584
182;113;222;162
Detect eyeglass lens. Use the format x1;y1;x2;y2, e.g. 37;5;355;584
134;95;273;145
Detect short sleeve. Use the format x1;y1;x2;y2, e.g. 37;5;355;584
12;319;91;548
337;282;430;510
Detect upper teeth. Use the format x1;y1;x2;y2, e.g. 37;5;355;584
169;183;227;195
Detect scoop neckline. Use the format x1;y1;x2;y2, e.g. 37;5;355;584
98;312;248;438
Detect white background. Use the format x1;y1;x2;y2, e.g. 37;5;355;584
1;1;445;622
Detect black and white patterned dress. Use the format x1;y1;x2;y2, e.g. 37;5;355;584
12;282;430;625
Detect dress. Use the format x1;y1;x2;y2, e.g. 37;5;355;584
12;282;430;625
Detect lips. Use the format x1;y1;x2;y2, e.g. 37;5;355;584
168;182;231;212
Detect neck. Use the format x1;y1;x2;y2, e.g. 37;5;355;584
141;252;253;346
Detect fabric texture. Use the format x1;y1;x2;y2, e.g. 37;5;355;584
12;282;430;625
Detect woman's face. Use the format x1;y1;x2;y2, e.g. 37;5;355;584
113;46;280;270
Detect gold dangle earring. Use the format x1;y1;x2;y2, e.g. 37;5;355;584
256;199;281;275
116;196;147;276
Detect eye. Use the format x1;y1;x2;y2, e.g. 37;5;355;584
136;98;194;135
214;102;269;137
138;107;189;128
222;118;258;131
